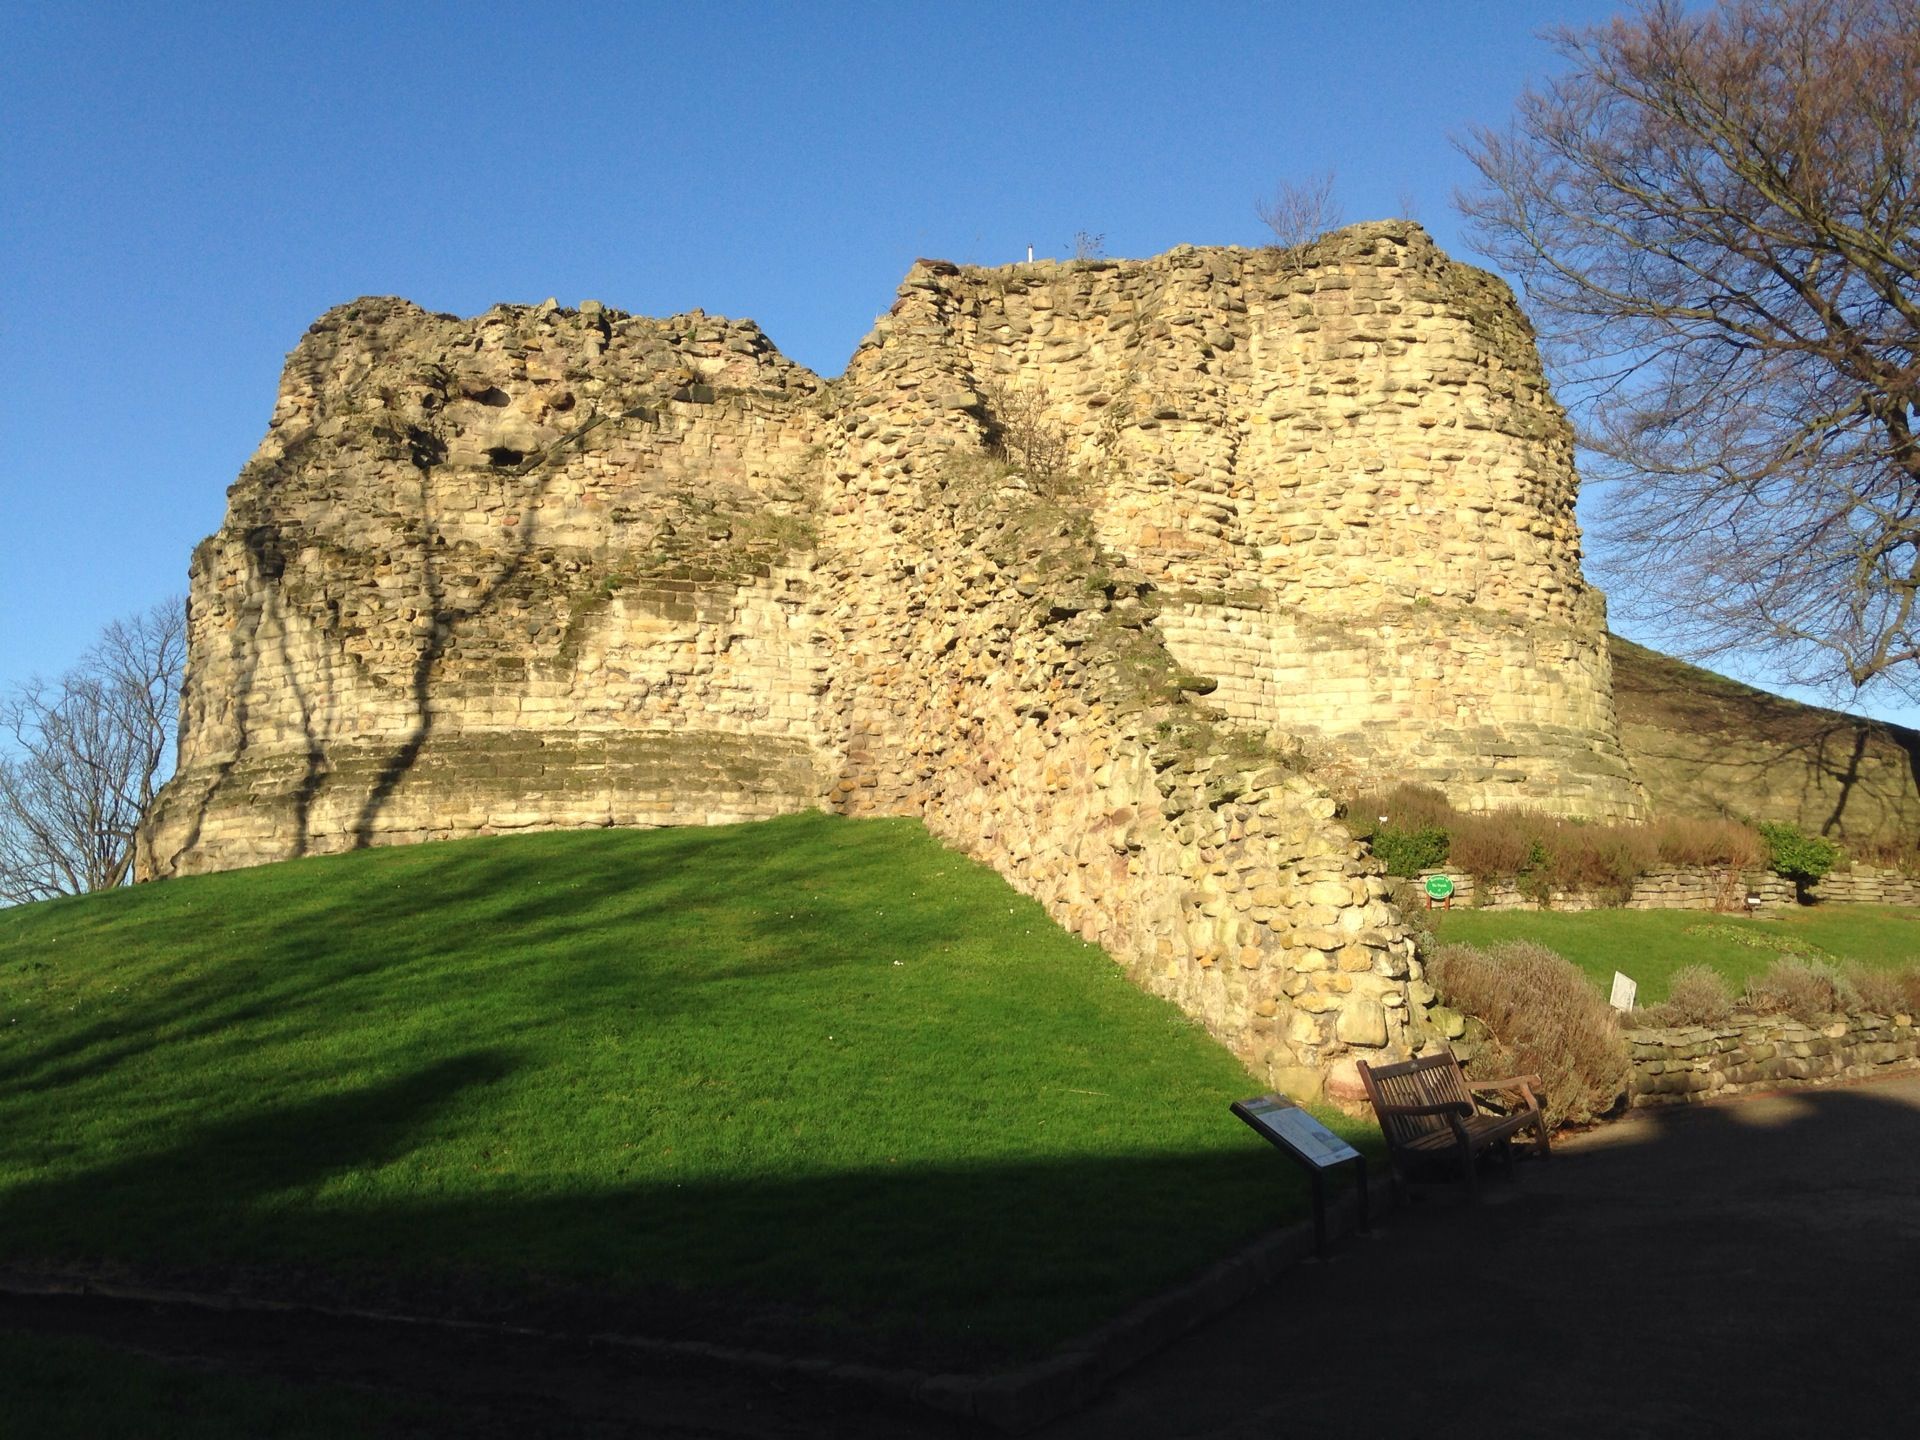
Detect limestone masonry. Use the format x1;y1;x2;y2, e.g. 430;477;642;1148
141;222;1651;1092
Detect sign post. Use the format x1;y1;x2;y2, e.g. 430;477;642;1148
1423;873;1455;910
1230;1093;1369;1258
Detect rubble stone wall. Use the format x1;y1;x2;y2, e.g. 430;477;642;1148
1626;1012;1920;1106
144;299;832;869
886;230;1644;817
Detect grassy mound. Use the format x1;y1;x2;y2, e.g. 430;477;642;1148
1610;635;1920;852
1433;905;1920;1002
0;814;1352;1368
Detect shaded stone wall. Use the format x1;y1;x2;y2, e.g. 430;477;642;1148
1611;637;1920;848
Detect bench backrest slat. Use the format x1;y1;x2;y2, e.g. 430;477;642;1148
1359;1052;1472;1146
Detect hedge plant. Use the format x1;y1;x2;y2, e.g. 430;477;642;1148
1757;821;1842;884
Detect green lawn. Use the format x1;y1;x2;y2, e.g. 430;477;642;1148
1432;904;1920;1001
0;814;1352;1367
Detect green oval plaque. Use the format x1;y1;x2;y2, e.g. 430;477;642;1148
1423;874;1455;900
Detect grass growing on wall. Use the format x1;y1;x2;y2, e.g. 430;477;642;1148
1432;905;1920;1002
0;814;1359;1368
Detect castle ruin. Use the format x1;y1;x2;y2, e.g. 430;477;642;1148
140;222;1649;1094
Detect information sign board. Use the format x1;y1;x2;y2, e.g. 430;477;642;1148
1609;971;1638;1012
1232;1093;1362;1168
1423;874;1455;901
1231;1092;1370;1257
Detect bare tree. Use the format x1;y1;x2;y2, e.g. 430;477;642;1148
1069;229;1107;261
1254;171;1344;249
981;378;1073;488
0;599;186;903
1459;0;1920;700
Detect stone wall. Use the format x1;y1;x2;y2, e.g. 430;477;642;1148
889;230;1645;819
139;223;1662;1091
1626;1011;1920;1106
1808;864;1920;907
787;253;1426;1089
143;298;832;871
1412;864;1918;912
1414;867;1794;912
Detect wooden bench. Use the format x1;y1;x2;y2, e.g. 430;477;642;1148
1356;1049;1550;1199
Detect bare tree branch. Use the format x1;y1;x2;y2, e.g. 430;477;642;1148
1255;171;1344;249
1458;0;1920;702
0;599;186;904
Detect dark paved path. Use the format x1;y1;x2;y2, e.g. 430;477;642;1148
1037;1073;1920;1440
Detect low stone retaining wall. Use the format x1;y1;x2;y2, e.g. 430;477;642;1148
1625;1011;1920;1107
1810;865;1920;906
1414;867;1791;912
1412;863;1917;913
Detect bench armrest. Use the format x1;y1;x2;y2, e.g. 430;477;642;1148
1466;1075;1544;1115
1467;1075;1543;1096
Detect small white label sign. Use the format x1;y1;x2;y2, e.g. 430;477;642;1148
1609;971;1638;1012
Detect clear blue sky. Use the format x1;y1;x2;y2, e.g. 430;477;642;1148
5;1;1912;728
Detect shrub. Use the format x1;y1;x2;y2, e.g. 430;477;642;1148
1538;823;1659;904
1841;961;1920;1017
1742;955;1860;1022
981;379;1072;487
1384;877;1437;959
1895;963;1920;1013
1345;785;1456;878
1660;964;1737;1026
1844;836;1920;875
1758;821;1842;884
1426;940;1629;1128
1444;814;1537;885
1341;788;1783;905
1370;824;1449;877
1651;816;1768;871
1345;784;1454;836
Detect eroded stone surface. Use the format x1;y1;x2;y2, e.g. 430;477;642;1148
140;223;1650;1090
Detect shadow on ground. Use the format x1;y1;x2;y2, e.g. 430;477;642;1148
1040;1074;1920;1440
